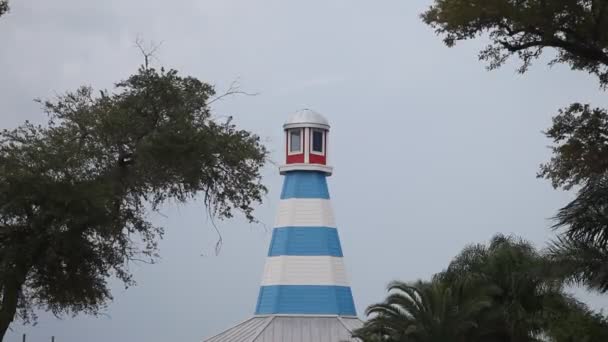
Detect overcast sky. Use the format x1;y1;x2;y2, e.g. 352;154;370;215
2;1;608;341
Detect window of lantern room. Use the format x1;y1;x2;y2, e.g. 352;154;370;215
311;129;324;155
288;128;302;154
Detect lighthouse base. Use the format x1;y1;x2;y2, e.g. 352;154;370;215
204;315;363;342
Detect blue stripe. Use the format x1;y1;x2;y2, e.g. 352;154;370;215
268;227;343;257
280;171;329;199
255;285;356;316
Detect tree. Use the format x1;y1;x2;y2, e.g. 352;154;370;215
0;65;267;340
355;234;608;341
421;0;608;294
437;234;560;342
539;104;608;291
543;294;608;342
353;278;493;342
421;0;608;86
0;0;8;17
0;1;7;19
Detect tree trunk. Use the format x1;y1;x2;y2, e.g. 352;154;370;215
0;269;25;342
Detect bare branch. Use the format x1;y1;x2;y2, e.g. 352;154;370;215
208;77;260;105
499;37;608;66
134;36;164;69
128;258;155;265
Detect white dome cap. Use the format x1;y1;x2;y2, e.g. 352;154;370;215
283;109;330;130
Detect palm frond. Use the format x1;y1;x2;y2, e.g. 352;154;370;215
547;235;608;292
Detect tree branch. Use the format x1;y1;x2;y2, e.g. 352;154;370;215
207;78;259;105
134;37;163;70
499;36;608;66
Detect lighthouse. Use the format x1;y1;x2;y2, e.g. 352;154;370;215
205;110;362;342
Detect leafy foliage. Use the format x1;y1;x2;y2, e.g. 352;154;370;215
356;2;608;340
548;236;608;292
421;0;608;297
437;235;561;341
354;235;608;342
539;104;608;190
0;1;7;18
536;104;608;291
0;66;267;340
353;278;493;342
421;0;608;86
543;294;608;342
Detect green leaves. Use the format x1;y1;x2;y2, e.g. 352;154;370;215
543;293;608;342
355;235;608;342
437;235;556;342
422;0;608;312
422;0;608;86
539;103;608;190
0;1;8;19
537;103;608;292
355;278;493;342
0;66;267;339
548;236;608;292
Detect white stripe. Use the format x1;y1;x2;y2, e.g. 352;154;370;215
304;127;310;163
260;256;349;286
275;199;336;228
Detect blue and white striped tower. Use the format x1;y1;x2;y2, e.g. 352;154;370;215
255;112;356;316
205;110;362;342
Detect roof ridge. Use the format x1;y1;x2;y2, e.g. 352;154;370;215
203;317;257;341
337;316;364;342
251;316;275;341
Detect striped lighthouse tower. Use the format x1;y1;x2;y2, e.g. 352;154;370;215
205;110;362;342
255;110;356;316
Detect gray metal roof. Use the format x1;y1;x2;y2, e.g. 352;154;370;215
283;109;330;129
204;316;363;342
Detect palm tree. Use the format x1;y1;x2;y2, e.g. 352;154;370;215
353;278;492;342
355;234;608;342
437;234;562;342
546;177;608;293
536;104;608;294
542;293;608;342
547;236;608;293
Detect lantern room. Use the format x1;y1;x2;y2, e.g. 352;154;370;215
279;109;333;176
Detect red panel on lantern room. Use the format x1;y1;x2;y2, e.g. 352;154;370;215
286;133;305;164
309;153;326;165
287;153;305;164
308;129;327;165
